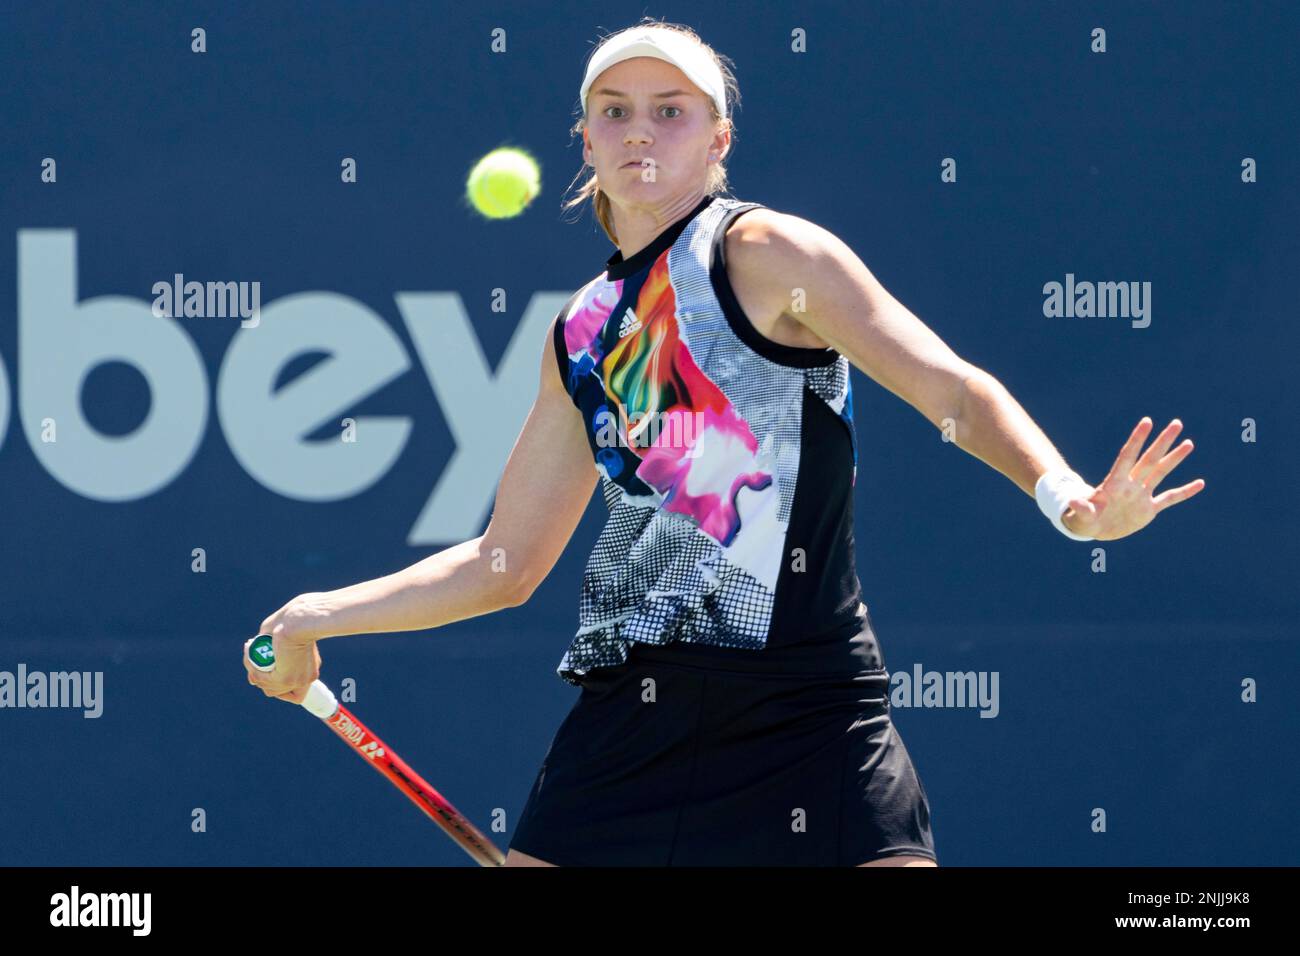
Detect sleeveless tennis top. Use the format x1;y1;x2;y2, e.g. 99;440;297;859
551;194;870;685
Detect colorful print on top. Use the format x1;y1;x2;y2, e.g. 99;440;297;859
564;256;775;549
552;196;860;685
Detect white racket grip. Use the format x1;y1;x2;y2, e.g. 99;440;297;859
302;680;340;719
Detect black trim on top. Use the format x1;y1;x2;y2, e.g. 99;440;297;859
553;306;569;388
765;382;864;647
711;204;842;368
604;194;717;281
551;287;584;400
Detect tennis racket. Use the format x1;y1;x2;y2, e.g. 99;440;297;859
247;635;505;867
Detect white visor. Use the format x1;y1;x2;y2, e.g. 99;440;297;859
580;27;727;121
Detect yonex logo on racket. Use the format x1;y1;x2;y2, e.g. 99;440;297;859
331;712;366;744
249;636;275;665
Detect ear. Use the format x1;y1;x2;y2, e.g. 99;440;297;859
711;124;732;163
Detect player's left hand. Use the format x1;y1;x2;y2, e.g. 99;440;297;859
1062;417;1206;541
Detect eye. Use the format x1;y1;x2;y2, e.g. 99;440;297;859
601;104;682;119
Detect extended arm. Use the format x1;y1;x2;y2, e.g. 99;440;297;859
725;211;1202;540
274;315;597;642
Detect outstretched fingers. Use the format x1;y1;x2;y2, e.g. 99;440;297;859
1144;437;1196;488
1151;478;1206;513
1133;419;1185;480
1106;416;1155;484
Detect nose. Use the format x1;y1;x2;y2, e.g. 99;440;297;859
624;124;653;146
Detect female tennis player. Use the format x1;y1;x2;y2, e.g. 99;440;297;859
245;20;1204;867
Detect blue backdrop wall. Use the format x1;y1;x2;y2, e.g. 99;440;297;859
1;0;1296;865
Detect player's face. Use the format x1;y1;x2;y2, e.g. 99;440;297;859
584;57;726;203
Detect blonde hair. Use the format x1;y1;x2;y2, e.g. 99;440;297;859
560;18;741;245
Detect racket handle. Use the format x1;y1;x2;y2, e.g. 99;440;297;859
247;634;339;719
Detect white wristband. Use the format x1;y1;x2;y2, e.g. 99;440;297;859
1035;468;1095;541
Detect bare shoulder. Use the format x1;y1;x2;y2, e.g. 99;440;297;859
724;208;845;285
723;206;842;349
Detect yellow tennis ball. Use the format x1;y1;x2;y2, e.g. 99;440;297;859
466;147;541;219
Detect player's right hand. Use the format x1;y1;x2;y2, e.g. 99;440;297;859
244;596;326;704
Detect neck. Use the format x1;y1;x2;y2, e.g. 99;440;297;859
609;189;708;259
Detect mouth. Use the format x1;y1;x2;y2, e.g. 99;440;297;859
622;159;650;168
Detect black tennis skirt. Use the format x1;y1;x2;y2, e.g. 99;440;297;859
509;612;937;866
